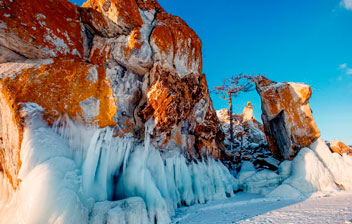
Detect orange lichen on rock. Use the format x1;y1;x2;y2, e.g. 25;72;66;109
0;58;118;186
80;7;129;38
123;28;143;57
140;68;222;158
0;88;23;188
1;59;117;128
329;141;352;155
255;76;320;160
151;10;203;76
0;0;225;188
82;0;143;30
0;0;87;58
171;125;182;146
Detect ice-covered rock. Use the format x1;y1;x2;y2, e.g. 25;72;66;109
241;170;281;195
310;138;352;190
278;160;292;180
0;0;223;188
255;76;320;160
217;102;272;174
283;147;338;194
0;110;237;224
90;197;149;224
0;0;231;223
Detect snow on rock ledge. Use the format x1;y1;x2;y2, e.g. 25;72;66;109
255;76;320;160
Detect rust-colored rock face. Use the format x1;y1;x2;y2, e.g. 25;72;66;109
0;0;222;187
0;0;88;59
255;76;320;160
329;141;352;155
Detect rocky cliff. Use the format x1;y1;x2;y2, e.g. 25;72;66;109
255;76;320;160
0;0;222;188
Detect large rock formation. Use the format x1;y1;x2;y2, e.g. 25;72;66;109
255;76;320;160
0;0;222;188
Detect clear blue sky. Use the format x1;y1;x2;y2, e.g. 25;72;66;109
71;0;352;144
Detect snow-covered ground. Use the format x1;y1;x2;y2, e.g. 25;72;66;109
172;191;352;223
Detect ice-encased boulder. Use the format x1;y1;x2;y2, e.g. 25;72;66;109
255;76;320;160
0;0;223;188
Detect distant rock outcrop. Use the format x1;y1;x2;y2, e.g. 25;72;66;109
0;0;222;188
328;141;352;155
216;102;277;172
254;76;320;160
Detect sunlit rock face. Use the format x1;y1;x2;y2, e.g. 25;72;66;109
0;0;89;59
328;141;352;155
0;0;222;189
0;0;233;223
255;76;320;160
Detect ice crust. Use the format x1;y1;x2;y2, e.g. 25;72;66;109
0;107;237;224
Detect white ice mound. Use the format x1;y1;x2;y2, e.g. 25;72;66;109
90;197;148;224
237;161;280;195
0;106;238;224
309;138;352;190
268;148;338;199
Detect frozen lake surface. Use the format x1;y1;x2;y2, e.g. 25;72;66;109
172;191;352;223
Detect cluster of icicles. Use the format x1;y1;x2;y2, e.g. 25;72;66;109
0;103;237;224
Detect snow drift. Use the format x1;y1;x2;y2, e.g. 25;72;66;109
0;104;237;224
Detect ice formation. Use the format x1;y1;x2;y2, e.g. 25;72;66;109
237;138;352;199
0;104;237;224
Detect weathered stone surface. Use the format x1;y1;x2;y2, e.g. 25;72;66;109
216;103;266;149
0;58;119;187
217;103;271;172
80;7;130;38
0;0;223;187
0;0;89;59
0;46;26;63
150;10;202;78
328;141;352;155
255;76;320;160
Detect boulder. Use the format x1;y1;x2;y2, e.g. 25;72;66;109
328;141;352;155
255;76;320;160
0;0;223;188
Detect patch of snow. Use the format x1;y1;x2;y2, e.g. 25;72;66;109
44;29;69;54
86;66;98;82
79;97;100;123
